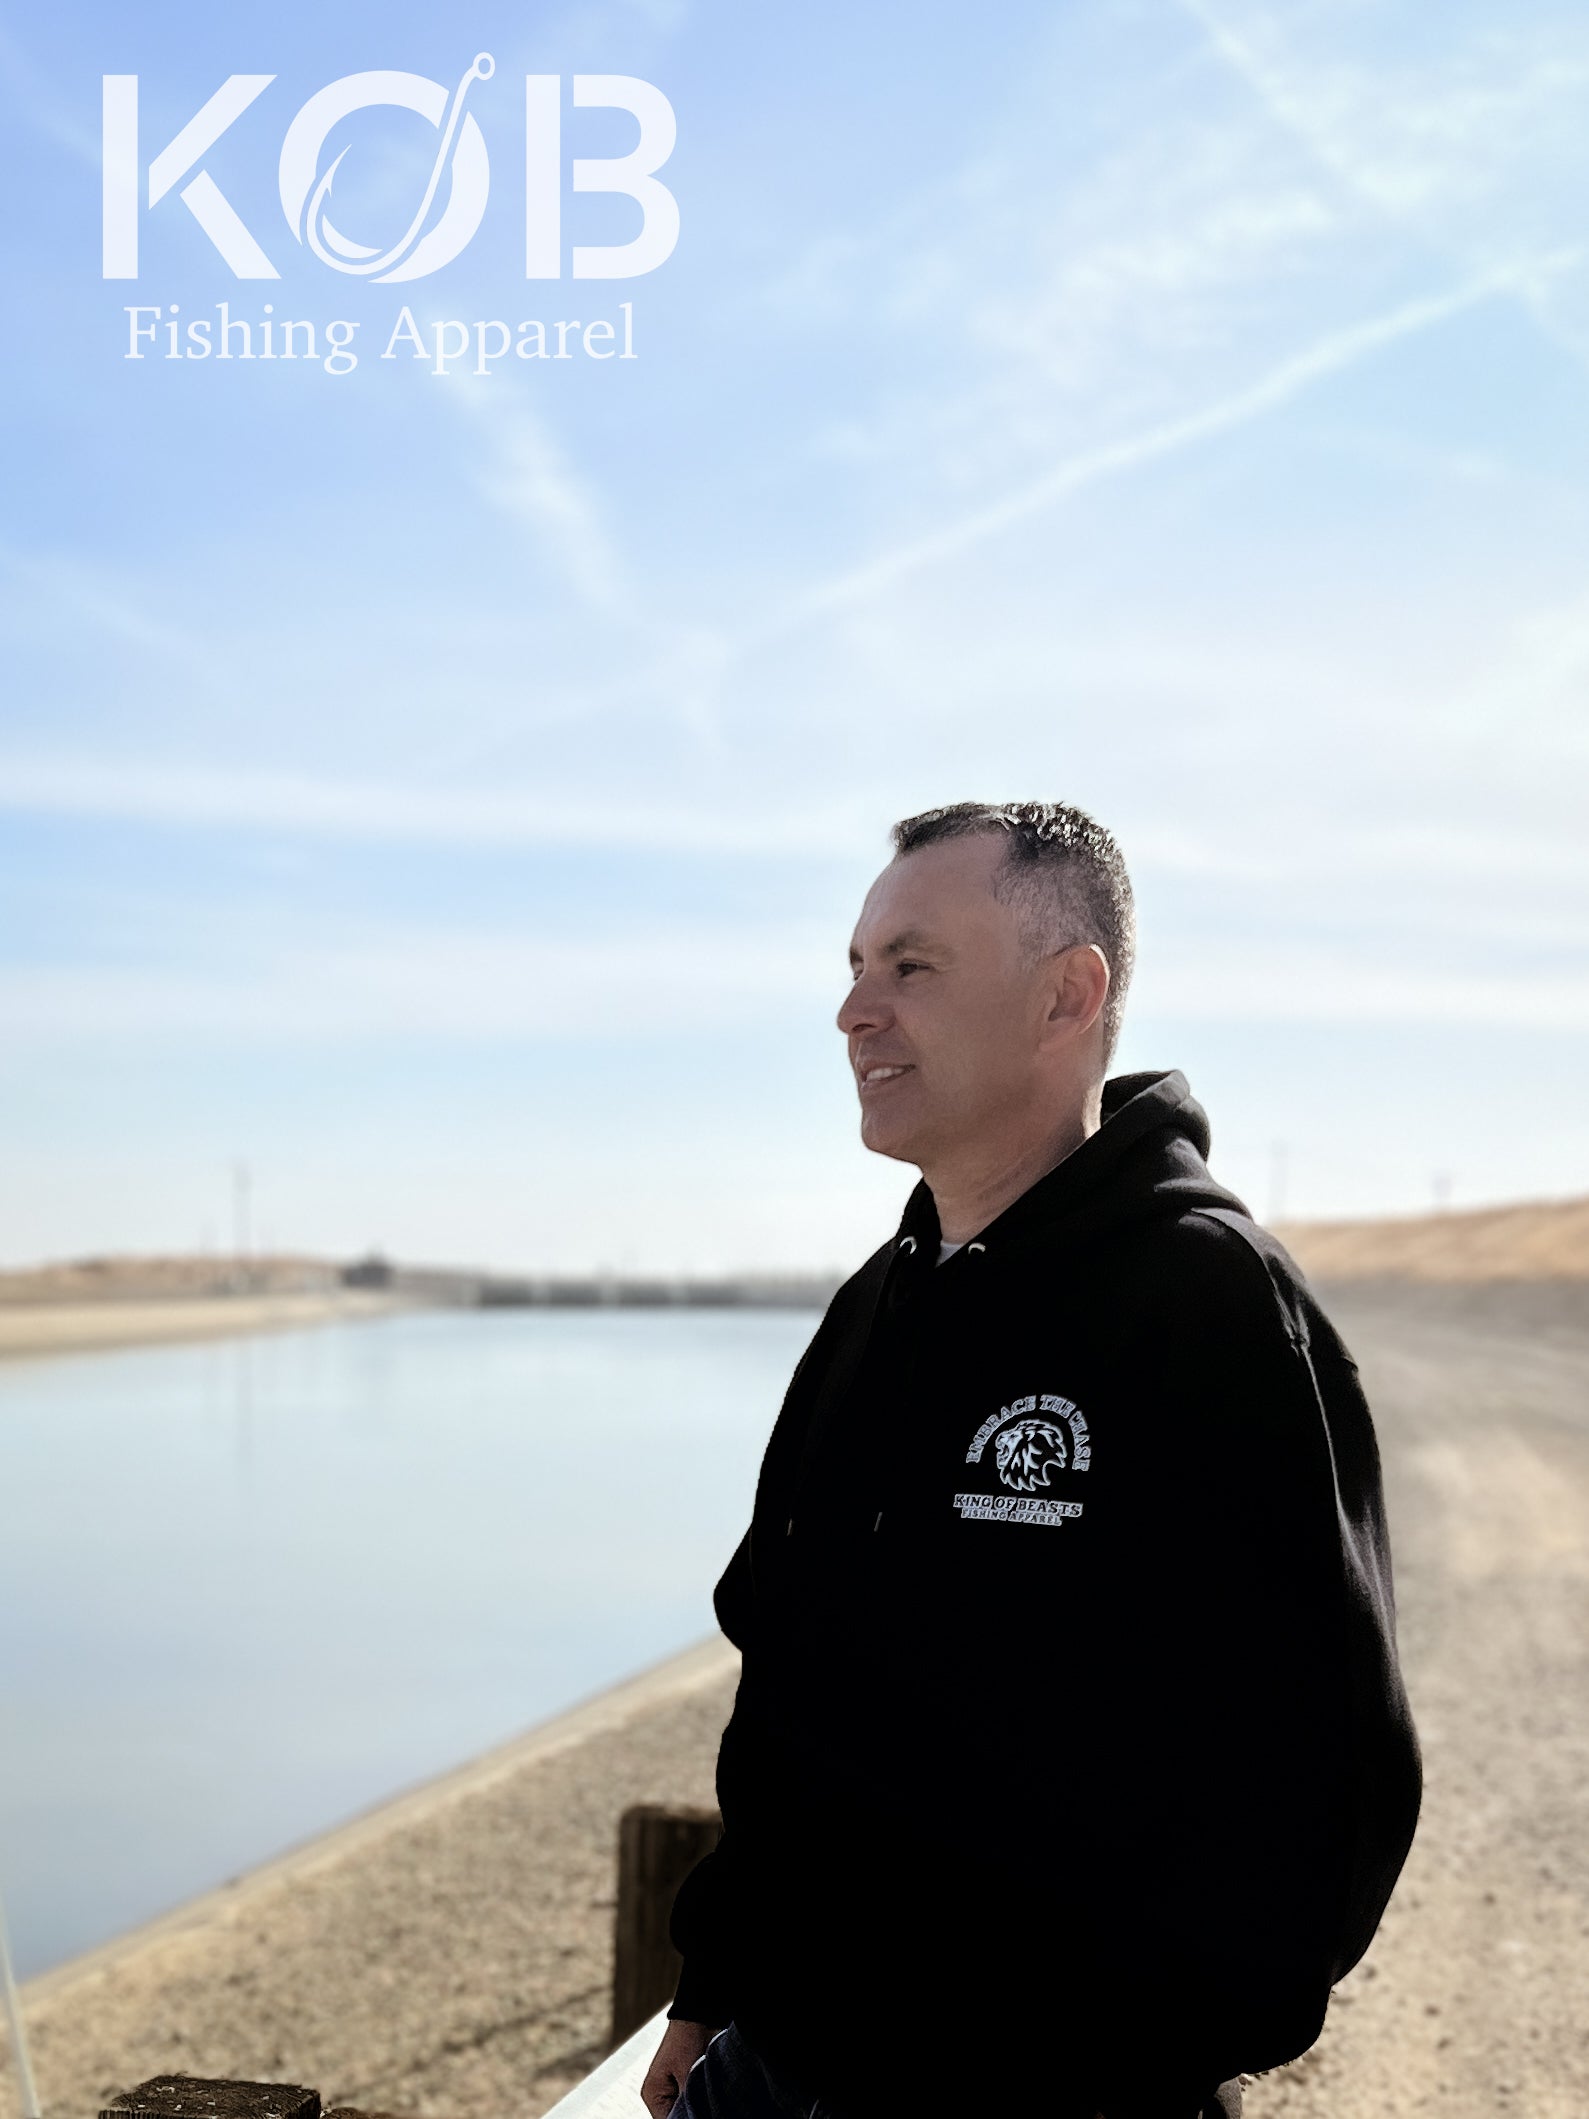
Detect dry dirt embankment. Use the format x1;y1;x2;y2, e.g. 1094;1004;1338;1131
0;1255;415;1360
0;1291;410;1360
1274;1193;1589;1284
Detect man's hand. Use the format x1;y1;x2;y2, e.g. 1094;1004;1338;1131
641;2018;719;2118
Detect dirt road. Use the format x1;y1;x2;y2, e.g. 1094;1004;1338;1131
1246;1280;1589;2118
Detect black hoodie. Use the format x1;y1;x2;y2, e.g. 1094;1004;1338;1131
668;1071;1422;2117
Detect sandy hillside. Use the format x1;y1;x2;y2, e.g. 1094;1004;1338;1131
0;1255;413;1359
0;1255;353;1305
1274;1195;1589;1283
0;1289;409;1360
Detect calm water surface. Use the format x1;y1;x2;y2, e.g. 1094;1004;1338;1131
0;1306;815;1980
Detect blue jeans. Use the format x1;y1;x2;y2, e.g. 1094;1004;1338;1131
672;2022;1243;2119
674;2024;842;2119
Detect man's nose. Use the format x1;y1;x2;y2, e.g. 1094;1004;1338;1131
836;973;890;1036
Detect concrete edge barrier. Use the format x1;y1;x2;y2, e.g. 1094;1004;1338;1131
541;2009;670;2118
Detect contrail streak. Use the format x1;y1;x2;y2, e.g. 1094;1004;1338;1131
779;262;1567;625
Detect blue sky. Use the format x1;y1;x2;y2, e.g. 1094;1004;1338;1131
1;0;1587;1273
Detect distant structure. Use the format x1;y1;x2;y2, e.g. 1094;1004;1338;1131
340;1253;394;1290
475;1272;839;1310
230;1160;253;1294
0;1251;843;1313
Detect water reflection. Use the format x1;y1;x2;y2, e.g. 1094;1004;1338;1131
0;1307;808;1980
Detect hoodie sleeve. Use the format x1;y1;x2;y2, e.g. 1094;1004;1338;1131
665;1528;755;2027
667;1849;738;2026
666;1265;893;2029
1074;1215;1421;2105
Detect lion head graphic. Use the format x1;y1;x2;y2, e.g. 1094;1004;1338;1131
993;1417;1069;1493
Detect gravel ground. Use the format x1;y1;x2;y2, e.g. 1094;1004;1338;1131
1244;1280;1589;2119
7;1280;1587;2119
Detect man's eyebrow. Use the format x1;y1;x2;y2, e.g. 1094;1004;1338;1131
848;927;945;964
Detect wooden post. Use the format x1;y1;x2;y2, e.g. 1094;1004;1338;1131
610;1802;722;2047
100;2083;458;2119
101;2080;320;2119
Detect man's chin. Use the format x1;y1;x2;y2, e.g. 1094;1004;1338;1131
858;1108;924;1164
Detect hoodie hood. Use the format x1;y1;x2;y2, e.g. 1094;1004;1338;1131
893;1067;1249;1269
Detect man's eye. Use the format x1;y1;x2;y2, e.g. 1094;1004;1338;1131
897;961;925;976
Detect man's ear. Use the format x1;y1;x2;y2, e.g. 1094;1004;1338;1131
1042;943;1109;1045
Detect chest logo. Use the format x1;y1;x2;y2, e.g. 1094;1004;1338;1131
955;1393;1090;1527
994;1417;1069;1491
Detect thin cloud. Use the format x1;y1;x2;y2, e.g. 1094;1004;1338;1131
4;922;1582;1043
1171;0;1589;343
0;922;838;1043
1135;948;1589;1030
0;549;225;687
454;386;626;614
1;749;1581;921
0;753;869;855
1173;0;1589;217
0;23;100;167
768;265;1551;626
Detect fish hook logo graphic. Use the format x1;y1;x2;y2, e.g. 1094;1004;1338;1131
278;55;494;283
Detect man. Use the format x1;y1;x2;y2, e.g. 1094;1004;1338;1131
642;801;1422;2119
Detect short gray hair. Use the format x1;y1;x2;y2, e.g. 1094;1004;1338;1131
890;800;1136;1063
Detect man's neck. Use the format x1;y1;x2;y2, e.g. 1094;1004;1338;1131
925;1089;1104;1246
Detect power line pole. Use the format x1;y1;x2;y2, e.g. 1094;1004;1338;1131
232;1160;252;1291
1267;1140;1289;1226
0;1875;42;2119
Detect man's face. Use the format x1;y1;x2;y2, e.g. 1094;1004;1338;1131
837;836;1050;1168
